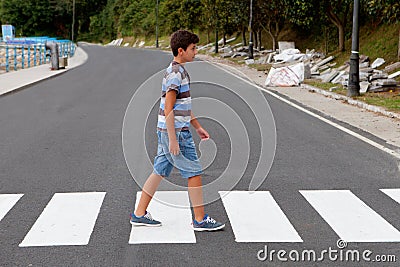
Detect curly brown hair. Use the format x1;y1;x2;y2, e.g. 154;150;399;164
170;30;199;57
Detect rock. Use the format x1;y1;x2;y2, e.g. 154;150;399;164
372;69;383;74
359;67;373;73
231;52;247;58
311;56;335;72
197;42;214;51
322;70;339;83
232;43;243;48
311;71;320;76
267;52;276;63
331;71;347;84
260;49;274;55
369;73;388;81
304;63;311;79
319;64;331;72
256;56;268;64
371;58;385;68
359;62;369;68
220;53;232;58
360;81;370;93
384;62;400;73
359;72;370;81
329;86;339;91
278;41;295;54
220;46;233;53
388;70;400;79
371;79;397;87
359;54;369;63
245;59;255;65
320;68;332;75
368;85;389;92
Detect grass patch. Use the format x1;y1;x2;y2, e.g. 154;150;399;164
304;80;400;112
248;63;270;72
303;80;346;93
227;57;245;65
355;91;400;111
327;23;400;67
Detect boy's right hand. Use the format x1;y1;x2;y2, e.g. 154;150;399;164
169;139;180;155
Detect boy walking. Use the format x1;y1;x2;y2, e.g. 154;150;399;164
130;30;225;231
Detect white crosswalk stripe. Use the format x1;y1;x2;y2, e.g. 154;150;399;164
300;190;400;242
0;194;23;222
1;189;400;246
381;188;400;204
19;192;106;247
219;191;303;242
129;191;196;244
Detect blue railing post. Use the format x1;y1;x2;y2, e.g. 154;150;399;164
39;44;43;65
5;46;9;72
21;46;25;69
28;45;31;67
44;45;47;63
13;46;17;71
33;45;37;66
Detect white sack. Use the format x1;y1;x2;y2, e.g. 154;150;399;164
265;63;305;87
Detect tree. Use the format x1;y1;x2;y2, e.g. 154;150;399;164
255;0;287;51
1;0;107;39
284;0;352;52
1;0;55;36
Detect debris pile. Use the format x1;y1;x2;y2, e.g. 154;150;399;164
106;38;123;46
200;39;400;90
310;55;400;93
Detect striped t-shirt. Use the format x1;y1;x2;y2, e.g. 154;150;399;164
157;61;191;132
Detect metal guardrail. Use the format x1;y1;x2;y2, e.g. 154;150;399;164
0;38;75;73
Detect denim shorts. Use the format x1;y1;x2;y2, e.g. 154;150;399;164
153;130;203;179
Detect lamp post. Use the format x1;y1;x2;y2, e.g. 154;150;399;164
214;0;218;53
156;0;159;48
348;0;360;96
72;0;76;43
248;0;254;59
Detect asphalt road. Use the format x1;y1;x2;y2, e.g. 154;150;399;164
0;44;399;266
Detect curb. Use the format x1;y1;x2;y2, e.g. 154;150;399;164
301;83;400;120
0;46;88;97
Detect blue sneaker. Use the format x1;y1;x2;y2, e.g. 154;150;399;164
193;214;225;231
130;211;161;227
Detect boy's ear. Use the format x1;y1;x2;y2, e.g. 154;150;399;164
177;47;184;55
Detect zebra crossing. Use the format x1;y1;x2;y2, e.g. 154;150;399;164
1;189;400;247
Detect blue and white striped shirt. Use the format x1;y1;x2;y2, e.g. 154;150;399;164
157;61;191;132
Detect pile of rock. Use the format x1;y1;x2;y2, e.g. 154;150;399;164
106;39;124;46
311;55;400;93
200;38;400;91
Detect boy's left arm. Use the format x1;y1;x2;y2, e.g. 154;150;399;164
191;111;210;140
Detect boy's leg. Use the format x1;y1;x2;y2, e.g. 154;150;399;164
134;173;164;216
187;175;205;222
